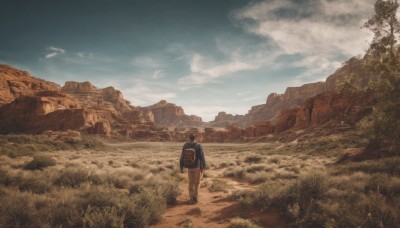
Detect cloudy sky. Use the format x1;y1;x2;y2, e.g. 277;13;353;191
0;0;375;121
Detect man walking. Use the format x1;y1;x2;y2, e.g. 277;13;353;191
180;133;206;204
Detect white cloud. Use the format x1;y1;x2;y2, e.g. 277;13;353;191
178;53;257;88
45;46;65;59
233;0;375;85
152;70;165;79
235;0;375;56
123;82;176;106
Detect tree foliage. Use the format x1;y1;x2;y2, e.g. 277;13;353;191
365;0;400;154
364;0;400;61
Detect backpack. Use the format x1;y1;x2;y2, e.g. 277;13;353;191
183;143;197;168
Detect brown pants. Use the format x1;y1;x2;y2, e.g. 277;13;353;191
188;168;202;199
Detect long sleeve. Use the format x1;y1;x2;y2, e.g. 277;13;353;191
179;145;185;170
199;144;206;169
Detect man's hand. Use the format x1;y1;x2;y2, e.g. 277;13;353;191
180;168;184;173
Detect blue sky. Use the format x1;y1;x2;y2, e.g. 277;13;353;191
0;0;375;121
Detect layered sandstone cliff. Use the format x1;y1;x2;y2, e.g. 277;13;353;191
143;100;204;128
0;91;101;134
221;57;372;128
208;112;245;128
61;81;132;113
0;64;60;106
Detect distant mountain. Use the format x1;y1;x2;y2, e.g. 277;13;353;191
142;100;204;129
212;56;374;128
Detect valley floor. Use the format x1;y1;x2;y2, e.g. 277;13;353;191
1;134;399;227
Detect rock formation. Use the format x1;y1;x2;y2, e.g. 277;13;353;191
0;91;100;133
143;100;204;128
0;64;60;107
295;91;374;129
208;112;245;128
61;81;132;113
230;57;374;128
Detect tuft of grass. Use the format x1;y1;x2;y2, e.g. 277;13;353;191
228;217;259;228
25;155;56;170
209;179;230;192
18;176;52;194
83;206;123;228
245;171;270;184
224;167;245;180
53;168;90;187
244;155;262;164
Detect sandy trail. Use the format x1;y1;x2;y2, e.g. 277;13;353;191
151;169;284;228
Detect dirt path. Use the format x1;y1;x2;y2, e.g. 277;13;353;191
151;169;284;228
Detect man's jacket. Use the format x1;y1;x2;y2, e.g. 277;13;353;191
180;142;206;169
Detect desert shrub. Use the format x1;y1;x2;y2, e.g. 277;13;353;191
0;169;13;186
285;166;300;174
268;157;280;164
159;178;181;205
228;217;259;228
209;179;229;192
129;176;181;205
245;171;270;184
244;155;262;164
122;190;166;228
271;172;298;181
246;164;267;173
150;166;166;174
18;176;52;194
317;193;399;227
111;167;146;189
365;174;400;199
79;187;119;209
0;192;40;227
224;167;245;180
25;155;56;170
346;157;400;175
83;206;123;228
53;167;90;187
50;200;83;227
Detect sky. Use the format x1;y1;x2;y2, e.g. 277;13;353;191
0;0;376;121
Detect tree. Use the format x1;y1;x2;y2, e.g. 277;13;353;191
364;0;400;154
364;0;400;62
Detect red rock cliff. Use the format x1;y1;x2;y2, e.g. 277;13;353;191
0;64;60;106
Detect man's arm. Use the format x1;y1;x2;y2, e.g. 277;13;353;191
179;144;185;172
199;144;206;170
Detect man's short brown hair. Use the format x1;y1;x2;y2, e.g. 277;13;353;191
189;133;196;141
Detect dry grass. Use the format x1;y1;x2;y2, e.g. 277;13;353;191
1;130;399;227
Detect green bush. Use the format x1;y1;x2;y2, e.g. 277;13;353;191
25;155;56;170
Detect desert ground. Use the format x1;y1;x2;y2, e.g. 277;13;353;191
0;131;399;227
